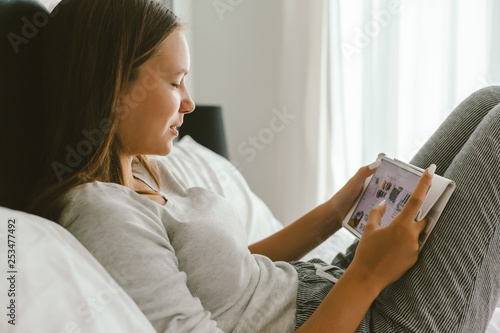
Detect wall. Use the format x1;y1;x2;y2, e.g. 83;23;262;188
173;0;315;226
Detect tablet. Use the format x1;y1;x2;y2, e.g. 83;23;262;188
342;154;423;238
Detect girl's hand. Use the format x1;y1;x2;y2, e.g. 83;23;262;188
347;165;435;291
325;161;381;229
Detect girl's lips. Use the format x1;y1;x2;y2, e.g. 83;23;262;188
169;126;179;136
169;121;182;136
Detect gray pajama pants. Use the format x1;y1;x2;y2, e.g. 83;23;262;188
292;86;500;332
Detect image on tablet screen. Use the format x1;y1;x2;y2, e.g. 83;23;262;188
347;159;420;234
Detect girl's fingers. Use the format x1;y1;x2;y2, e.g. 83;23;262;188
365;200;386;232
399;164;435;222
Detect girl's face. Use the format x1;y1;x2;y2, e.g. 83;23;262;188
118;29;194;156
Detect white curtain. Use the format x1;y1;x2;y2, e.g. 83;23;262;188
301;0;500;204
183;0;499;225
277;1;335;215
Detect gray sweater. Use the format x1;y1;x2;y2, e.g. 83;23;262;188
58;157;298;332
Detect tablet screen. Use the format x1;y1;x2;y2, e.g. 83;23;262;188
347;159;421;234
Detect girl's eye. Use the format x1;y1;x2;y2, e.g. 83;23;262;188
171;83;181;88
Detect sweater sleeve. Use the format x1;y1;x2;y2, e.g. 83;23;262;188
59;184;224;333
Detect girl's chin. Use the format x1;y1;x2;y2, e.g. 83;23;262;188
158;140;174;156
140;136;175;156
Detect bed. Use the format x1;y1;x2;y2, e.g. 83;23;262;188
1;131;500;332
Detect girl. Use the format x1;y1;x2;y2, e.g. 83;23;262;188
30;0;500;332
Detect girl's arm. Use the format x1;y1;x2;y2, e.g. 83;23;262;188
248;201;340;262
296;167;433;332
249;164;379;261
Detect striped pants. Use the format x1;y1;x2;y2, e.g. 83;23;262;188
292;86;500;332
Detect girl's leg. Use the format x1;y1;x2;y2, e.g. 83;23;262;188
356;93;500;332
293;87;500;331
409;86;500;175
331;86;500;272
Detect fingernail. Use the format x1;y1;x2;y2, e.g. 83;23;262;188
377;200;386;207
369;160;381;170
427;164;436;176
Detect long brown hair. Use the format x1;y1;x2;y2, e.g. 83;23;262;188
28;0;182;222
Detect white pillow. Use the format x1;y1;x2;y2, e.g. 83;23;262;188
0;206;155;333
156;135;284;244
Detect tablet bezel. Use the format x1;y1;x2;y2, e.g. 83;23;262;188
341;153;424;239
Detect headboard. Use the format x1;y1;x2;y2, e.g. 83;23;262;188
177;105;229;160
0;0;47;212
0;0;228;212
